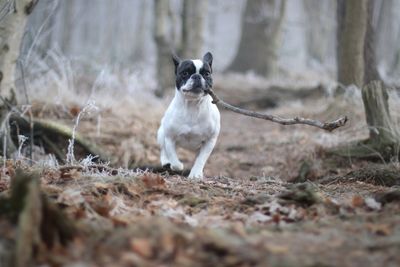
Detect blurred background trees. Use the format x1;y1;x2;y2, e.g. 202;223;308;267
19;0;400;91
228;0;286;78
1;0;400;160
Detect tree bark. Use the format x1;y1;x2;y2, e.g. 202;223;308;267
332;0;400;161
228;0;286;78
0;0;38;156
181;0;207;58
153;0;174;97
0;0;37;100
361;1;399;154
363;0;380;85
362;81;399;144
336;0;368;88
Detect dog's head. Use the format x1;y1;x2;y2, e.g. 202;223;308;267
172;52;213;99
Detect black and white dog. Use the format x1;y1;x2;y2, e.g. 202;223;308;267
157;52;220;179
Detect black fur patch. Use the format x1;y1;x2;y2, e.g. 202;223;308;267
175;60;196;90
199;63;212;89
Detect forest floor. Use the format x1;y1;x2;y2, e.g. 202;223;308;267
1;81;400;267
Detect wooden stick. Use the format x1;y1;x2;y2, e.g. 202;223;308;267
205;89;348;132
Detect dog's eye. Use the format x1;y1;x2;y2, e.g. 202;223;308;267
204;71;211;77
182;71;189;77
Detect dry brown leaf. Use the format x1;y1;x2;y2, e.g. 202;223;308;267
160;233;176;257
0;179;8;192
366;223;392;236
140;173;166;189
351;195;365;208
60;169;81;180
91;196;112;217
93;182;110;194
69;105;81;117
272;213;281;224
130;238;153;258
111;215;129;227
72;207;87;220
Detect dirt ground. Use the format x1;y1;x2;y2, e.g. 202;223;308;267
1;90;400;267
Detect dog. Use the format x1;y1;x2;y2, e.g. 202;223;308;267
157;52;220;179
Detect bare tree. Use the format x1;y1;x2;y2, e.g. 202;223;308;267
336;0;368;88
334;0;400;160
361;0;400;160
376;0;400;79
180;0;207;58
228;0;286;78
153;0;174;97
303;0;336;65
0;0;38;155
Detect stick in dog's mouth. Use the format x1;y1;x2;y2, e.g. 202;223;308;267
204;88;348;132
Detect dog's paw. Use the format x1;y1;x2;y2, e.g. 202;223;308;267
162;163;171;170
188;170;203;180
170;161;184;171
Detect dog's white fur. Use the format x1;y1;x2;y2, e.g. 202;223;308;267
157;60;220;179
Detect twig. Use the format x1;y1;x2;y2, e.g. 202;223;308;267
205;89;348;132
18;60;34;165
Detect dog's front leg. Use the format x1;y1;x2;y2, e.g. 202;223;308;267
164;137;184;171
189;137;217;179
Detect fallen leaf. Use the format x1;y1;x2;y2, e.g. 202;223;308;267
130;238;153;258
272;213;281;224
93;182;110;195
60;169;81;180
366;223;392;236
69;105;81;117
160;233;176;258
140;173;166;189
57;189;85;206
111;215;129;227
351;195;365;208
0;180;8;192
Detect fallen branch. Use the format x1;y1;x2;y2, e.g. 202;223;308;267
205;89;348;131
9;114;109;163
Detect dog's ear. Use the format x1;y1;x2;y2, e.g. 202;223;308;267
203;52;213;71
172;53;181;74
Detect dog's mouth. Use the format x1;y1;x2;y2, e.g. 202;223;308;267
182;86;205;95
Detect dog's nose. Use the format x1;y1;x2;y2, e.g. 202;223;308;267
191;74;201;81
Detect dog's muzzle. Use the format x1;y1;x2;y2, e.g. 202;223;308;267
182;74;205;94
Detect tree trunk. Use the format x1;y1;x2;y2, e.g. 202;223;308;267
336;0;345;79
332;0;400;161
376;0;400;79
153;0;174;97
336;0;368;88
0;0;38;156
181;0;207;59
228;0;286;78
362;81;399;143
363;0;380;85
303;0;336;65
361;0;399;158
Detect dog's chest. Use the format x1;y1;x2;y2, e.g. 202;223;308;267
169;108;211;148
175;122;210;150
169;106;216;150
